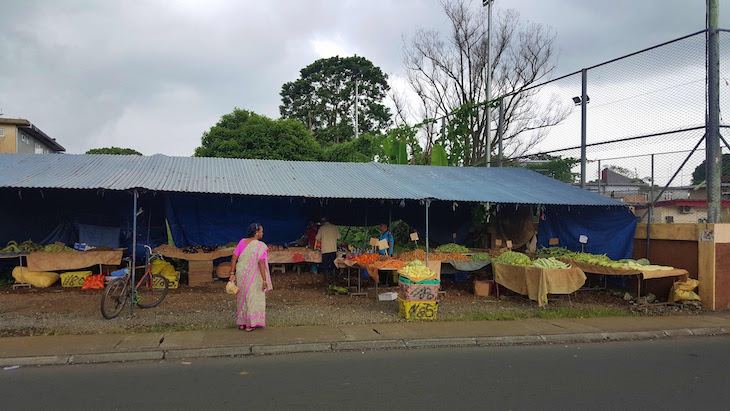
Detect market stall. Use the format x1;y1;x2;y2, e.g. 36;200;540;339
493;262;586;307
26;249;124;272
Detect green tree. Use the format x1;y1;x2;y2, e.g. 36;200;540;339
322;134;384;163
692;154;730;184
280;55;391;145
523;156;580;183
86;147;142;155
194;108;322;161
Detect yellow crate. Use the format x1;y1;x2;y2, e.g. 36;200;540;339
60;271;92;287
153;272;180;289
398;298;438;320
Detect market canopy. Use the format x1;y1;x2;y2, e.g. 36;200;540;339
0;154;624;206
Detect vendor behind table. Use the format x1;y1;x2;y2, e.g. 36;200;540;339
378;223;394;257
316;217;341;285
301;220;318;248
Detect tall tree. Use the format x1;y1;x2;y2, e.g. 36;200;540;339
402;0;570;165
194;108;322;161
86;147;142;155
280;56;391;145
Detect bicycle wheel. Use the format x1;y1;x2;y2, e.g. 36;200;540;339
136;274;169;308
101;278;128;319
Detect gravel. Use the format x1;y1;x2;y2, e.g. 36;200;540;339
0;271;700;337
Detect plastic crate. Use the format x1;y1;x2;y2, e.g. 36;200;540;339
153;272;180;289
60;271;92;287
398;298;438;320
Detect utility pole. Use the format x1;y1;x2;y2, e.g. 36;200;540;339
580;69;588;189
354;76;359;141
483;0;494;167
707;0;721;222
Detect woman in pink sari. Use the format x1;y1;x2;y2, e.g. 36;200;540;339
229;223;272;331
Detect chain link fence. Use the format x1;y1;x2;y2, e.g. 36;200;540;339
458;29;730;223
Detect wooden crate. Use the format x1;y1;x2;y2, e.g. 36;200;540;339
188;260;213;286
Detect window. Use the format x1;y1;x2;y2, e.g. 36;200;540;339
21;135;29;144
0;128;4;137
34;143;45;154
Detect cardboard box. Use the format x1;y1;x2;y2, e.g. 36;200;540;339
378;292;398;301
473;280;495;296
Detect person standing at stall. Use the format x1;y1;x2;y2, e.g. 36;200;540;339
379;223;394;256
303;220;318;248
315;217;340;285
229;223;272;332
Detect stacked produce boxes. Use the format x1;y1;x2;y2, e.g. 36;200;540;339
397;260;439;320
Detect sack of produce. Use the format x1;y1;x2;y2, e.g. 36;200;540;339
12;266;60;288
669;278;700;303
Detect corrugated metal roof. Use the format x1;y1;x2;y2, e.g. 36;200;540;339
0;154;625;206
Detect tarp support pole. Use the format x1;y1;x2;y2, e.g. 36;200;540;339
425;199;431;267
131;189;138;316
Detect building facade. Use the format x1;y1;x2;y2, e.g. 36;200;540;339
0;118;65;154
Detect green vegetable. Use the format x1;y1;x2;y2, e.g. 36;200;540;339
436;243;470;253
470;253;491;262
534;246;570;257
494;251;532;266
532;257;571;269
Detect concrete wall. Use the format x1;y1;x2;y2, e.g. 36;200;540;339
16;129;52;154
635;223;730;310
0;125;17;153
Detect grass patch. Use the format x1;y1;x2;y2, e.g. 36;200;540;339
459;307;632;322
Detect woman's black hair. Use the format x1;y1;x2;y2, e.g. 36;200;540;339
247;223;261;238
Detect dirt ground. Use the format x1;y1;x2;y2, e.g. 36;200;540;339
0;271;701;337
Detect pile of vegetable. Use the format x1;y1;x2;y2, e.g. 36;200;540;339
436;243;470;253
1;240;43;253
493;251;532;266
532;257;571;269
42;244;76;252
369;259;406;269
534;246;570;258
561;252;674;271
432;252;471;262
398;259;436;280
399;249;429;262
348;253;383;265
469;253;491;262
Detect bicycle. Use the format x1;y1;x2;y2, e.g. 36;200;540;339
101;245;170;319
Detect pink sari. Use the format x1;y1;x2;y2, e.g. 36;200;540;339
234;239;272;328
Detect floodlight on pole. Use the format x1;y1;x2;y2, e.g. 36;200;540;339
572;96;590;106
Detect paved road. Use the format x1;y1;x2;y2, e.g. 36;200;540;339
2;336;729;410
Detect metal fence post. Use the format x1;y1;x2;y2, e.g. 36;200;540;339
580;68;588;189
498;97;504;167
707;0;722;222
597;160;601;195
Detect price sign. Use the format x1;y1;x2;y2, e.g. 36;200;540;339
452;232;457;239
377;239;389;250
369;238;378;247
506;240;513;249
579;235;588;244
495;239;502;247
410;232;419;241
549;238;559;245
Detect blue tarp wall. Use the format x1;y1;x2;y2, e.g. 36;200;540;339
537;205;637;260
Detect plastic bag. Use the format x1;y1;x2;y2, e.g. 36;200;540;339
82;274;105;290
226;281;239;294
12;267;59;288
669;278;701;303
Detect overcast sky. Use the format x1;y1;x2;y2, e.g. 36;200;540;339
0;0;726;156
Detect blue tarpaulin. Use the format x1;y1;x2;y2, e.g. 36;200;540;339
537;205;637;260
164;193;307;247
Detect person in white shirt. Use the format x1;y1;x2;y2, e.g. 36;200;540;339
315;217;341;285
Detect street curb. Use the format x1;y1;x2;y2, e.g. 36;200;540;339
477;335;545;346
2;327;728;367
664;328;694;337
689;327;727;336
605;331;665;341
542;333;608;343
0;355;70;367
252;342;332;355
405;337;477;349
333;340;406;351
164;346;252;359
69;351;164;364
